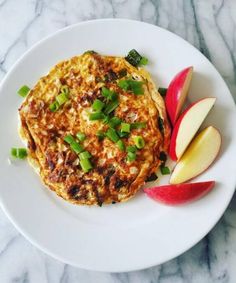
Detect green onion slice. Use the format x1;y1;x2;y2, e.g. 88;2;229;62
92;99;105;112
17;85;30;97
103;115;110;124
160;165;170;175
127;151;136;162
117;131;129;138
126;145;137;153
56;92;69;106
139;57;148;65
106;128;119;143
158;87;167;97
80;158;93;173
104;99;119;115
101;87;118;101
130;122;146;129
11;147;28;159
117;80;129;91
118;79;144;95
133;136;145;149
83;50;97;55
96;131;105;141
125;49;148;67
146;173;158;182
61;85;69;95
79;151;91;160
158;117;164;133
159;151;167;162
121;122;130;133
49;101;60;112
64;134;74;144
108;117;122;128
76;132;86;142
104;70;118;82
70;141;84;154
118;68;127;78
89;112;106;121
117;140;125;151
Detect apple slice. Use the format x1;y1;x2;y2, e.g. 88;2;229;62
165;66;193;125
169;97;216;161
144;181;215;205
170;126;221;184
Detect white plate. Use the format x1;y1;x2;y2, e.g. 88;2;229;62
0;19;236;272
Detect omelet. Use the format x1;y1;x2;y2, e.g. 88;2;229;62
19;51;170;206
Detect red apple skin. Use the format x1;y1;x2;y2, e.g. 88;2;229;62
165;66;193;125
144;181;215;205
169;97;215;161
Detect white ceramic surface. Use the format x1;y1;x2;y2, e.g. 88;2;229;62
0;19;236;273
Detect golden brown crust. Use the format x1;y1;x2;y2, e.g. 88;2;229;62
19;52;170;206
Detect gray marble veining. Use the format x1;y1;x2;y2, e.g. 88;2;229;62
0;0;236;282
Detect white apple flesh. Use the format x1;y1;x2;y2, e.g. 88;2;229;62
165;66;193;125
169;97;216;161
170;126;221;184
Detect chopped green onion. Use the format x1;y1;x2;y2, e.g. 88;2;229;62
109;92;118;101
106;128;119;143
70;141;84;154
101;87;111;98
11;148;17;157
89;112;105;121
117;140;125;151
11;147;27;159
79;151;91;160
158;117;164;133
64;134;74;144
96;131;105;141
17;85;30;97
159;151;167;162
126;145;137;153
125;49;148;67
104;70;118;82
76;132;86;142
139;57;148;65
103;115;110;124
133;136;145;149
117;131;129;138
117;80;129;91
158;87;167;97
129;80;144;95
108;117;122;128
83;50;97;55
130;122;146;129
121;122;130;133
56;92;68;106
160;165;170;175
118;68;127;78
104;99;119;115
92;99;105;112
61;85;69;95
125;49;142;66
146;173;158;182
101;87;118;101
118;79;144;95
49;101;60;112
127;151;136;162
80;158;93;173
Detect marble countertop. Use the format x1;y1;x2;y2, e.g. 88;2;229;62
0;0;236;282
